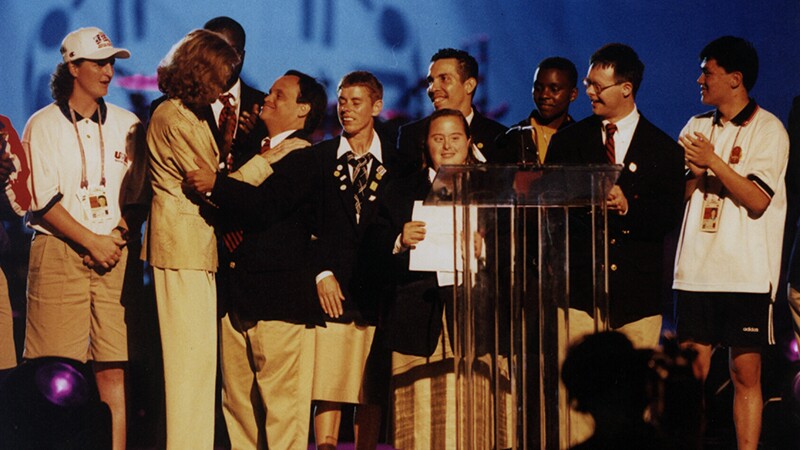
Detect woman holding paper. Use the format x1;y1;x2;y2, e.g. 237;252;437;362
370;108;478;449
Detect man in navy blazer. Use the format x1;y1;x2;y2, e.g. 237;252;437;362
188;71;396;449
546;43;684;348
187;70;328;449
545;43;684;447
397;48;508;175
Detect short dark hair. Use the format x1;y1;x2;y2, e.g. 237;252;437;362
338;71;383;103
204;16;245;52
431;48;479;84
700;36;759;92
284;70;327;132
590;43;644;96
50;61;76;103
536;56;578;89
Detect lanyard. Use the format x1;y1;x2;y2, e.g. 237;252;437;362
702;119;745;199
69;106;106;189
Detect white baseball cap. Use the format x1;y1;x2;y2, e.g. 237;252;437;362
60;27;131;63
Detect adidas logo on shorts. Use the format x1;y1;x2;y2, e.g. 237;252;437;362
742;327;759;333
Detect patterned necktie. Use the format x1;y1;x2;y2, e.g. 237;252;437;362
347;151;373;221
218;93;236;163
605;122;618;164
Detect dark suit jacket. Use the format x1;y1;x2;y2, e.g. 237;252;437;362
495;109;575;164
149;80;268;170
212;129;323;325
212;130;398;326
545;113;684;327
310;133;399;325
367;170;450;356
396;108;508;175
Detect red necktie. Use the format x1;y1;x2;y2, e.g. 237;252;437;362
605;122;617;164
218;93;236;163
260;137;271;154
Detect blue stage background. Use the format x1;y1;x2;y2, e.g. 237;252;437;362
1;0;799;137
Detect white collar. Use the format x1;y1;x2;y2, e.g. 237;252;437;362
336;129;383;163
267;129;299;148
465;108;475;125
603;105;639;134
215;78;242;105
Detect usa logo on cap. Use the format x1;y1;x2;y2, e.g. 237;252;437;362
94;32;112;49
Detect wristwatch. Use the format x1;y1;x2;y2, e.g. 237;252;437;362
113;225;130;242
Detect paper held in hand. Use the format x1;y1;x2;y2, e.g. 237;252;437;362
409;200;479;286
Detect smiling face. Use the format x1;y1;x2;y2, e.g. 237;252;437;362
427;114;471;170
426;58;475;116
69;57;115;101
259;75;309;136
532;67;577;123
697;58;734;107
584;63;632;122
337;85;382;139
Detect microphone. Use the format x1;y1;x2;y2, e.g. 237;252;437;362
505;125;533;134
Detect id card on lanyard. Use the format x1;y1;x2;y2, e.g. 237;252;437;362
699;123;744;233
70;107;111;224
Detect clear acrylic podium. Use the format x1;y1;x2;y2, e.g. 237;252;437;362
425;164;621;450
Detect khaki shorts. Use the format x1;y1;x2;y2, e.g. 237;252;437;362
24;233;128;362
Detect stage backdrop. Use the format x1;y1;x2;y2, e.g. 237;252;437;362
1;0;799;138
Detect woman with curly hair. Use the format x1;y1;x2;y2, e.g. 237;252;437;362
143;29;239;449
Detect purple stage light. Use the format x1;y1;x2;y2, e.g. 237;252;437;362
34;361;90;407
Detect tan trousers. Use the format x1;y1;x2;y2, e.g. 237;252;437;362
220;313;314;450
0;268;16;369
558;308;662;448
152;268;217;450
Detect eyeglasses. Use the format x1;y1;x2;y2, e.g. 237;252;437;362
582;78;625;94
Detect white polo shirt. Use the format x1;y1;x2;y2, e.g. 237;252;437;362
23;100;142;236
673;101;789;299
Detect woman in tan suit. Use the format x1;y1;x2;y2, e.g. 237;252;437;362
143;29;238;450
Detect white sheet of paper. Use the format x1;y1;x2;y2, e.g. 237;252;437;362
409;201;478;277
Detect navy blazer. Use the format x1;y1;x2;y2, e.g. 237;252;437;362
211;129;323;325
310;133;399;325
495;109;575;164
368;170;449;356
213;130;399;326
545;113;684;327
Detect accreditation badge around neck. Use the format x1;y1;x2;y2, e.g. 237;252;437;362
77;186;112;224
69;106;111;224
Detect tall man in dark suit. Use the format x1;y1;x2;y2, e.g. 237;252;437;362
546;43;684;447
397;48;507;174
546;43;684;349
214;70;327;450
